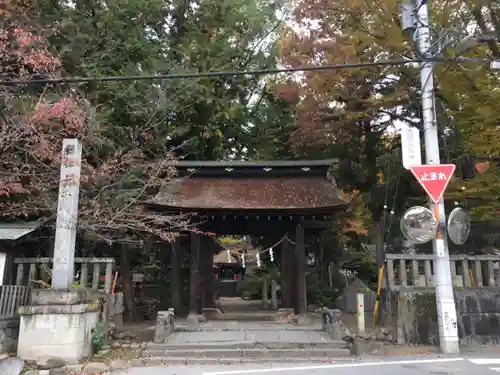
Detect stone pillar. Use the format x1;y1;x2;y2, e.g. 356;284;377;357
262;278;269;308
17;289;100;364
170;236;182;315
187;232;200;323
271;279;278;310
280;237;293;308
52;139;82;289
295;224;307;320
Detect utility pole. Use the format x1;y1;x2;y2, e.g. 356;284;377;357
414;0;460;354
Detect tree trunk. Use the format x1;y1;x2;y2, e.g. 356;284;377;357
170;237;182;314
121;246;137;321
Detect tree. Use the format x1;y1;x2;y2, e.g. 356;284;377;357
0;0;188;244
2;0;290;319
36;0;284;162
433;1;500;223
272;0;500;266
276;0;420;273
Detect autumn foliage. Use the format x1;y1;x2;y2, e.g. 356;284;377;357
0;1;181;242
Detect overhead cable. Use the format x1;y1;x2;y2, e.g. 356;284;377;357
0;57;490;86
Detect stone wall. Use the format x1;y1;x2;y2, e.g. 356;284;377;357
0;318;19;354
383;288;500;345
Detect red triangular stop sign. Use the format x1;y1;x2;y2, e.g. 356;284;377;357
409;164;456;203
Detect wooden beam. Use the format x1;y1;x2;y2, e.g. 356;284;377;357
295;224;306;316
303;220;331;229
280;235;293;309
201;237;215;309
188;232;200;317
170;237;182;314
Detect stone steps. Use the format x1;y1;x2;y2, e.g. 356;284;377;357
141;345;352;366
143;347;351;357
215;301;276;314
146;318;354;365
140;356;356;365
201;307;295;322
145;340;349;350
204;311;283;321
143;348;351;358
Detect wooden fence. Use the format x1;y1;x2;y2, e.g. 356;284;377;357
385;254;500;289
14;257;115;293
0;285;30;319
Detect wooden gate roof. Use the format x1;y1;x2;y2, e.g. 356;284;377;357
148;159;347;215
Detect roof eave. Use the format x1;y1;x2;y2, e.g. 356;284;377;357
144;203;348;216
171;159;338;169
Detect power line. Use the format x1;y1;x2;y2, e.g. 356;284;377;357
0;57;489;86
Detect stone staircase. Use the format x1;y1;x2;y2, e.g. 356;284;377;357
141;321;354;365
203;297;293;322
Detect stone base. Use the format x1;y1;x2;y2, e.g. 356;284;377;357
111;313;124;331
322;309;344;340
352;338;384;355
275;308;295;321
186;313;199;325
153;309;175;343
0;318;20;354
30;288;96;306
107;293;124;331
296;314;310;325
17;290;100;364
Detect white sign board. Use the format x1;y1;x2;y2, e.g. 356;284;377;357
0;252;6;285
400;124;422;169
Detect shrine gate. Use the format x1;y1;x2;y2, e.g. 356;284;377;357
146;159;347;320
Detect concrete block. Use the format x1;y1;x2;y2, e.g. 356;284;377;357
17;303;100;364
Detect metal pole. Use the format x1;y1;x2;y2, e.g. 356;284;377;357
415;0;459;354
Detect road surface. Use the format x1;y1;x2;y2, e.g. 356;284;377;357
116;356;500;375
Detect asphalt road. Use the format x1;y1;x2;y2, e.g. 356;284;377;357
116;356;500;375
